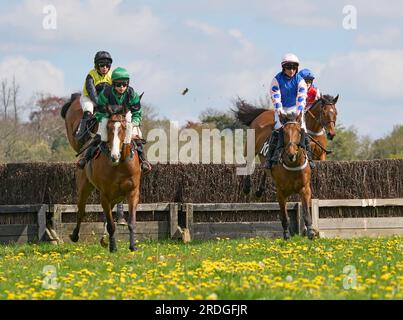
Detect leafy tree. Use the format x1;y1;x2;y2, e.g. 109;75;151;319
199;107;238;130
371;125;403;159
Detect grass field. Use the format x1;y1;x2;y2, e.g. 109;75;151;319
0;236;401;300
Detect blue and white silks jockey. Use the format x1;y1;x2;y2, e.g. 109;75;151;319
270;54;307;130
264;53;315;170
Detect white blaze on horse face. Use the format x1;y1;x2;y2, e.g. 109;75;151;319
111;122;121;161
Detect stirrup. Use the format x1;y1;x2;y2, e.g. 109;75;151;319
141;161;152;174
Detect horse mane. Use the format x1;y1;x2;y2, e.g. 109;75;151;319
232;98;268;126
61;92;81;119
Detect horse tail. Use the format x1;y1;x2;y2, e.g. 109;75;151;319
61;92;81;119
232;98;268;127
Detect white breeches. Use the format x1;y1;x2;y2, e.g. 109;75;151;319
97;118;108;142
274;106;306;131
80;95;94;114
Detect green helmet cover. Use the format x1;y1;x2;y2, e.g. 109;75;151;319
112;67;130;81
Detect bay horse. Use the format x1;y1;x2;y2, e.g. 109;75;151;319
62;101;141;252
305;94;338;160
270;112;315;240
234;94;338;197
61;93;97;153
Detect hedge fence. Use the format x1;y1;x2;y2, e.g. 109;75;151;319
0;160;402;218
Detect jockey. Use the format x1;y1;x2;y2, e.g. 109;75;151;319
265;53;315;169
75;51;113;142
78;67;152;174
298;68;321;110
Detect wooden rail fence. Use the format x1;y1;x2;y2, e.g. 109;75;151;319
0;199;402;244
312;199;403;238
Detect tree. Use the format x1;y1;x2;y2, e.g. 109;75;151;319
0;79;11;120
327;124;362;160
12;76;20;124
199;107;238;130
371;125;403;159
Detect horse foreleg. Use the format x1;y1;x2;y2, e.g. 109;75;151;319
255;171;267;198
101;196;117;252
99;221;108;248
300;186;315;240
127;189;140;252
70;170;94;242
278;193;290;240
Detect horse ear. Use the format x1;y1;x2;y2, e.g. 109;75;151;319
279;112;285;124
139;92;144;101
297;112;303;122
333;94;339;104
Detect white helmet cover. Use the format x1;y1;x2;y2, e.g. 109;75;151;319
281;53;300;66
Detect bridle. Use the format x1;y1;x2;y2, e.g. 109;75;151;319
279;120;308;171
306;100;337;136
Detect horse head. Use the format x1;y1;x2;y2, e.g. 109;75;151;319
318;94;339;140
281;112;303;163
106;105;128;166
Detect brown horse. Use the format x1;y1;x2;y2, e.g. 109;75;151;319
305;94;338;160
61;93;97;153
234;94;338;196
62;102;141;252
269;113;315;240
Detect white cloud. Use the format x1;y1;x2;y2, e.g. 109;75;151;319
352;0;403;18
185;20;220;35
356;27;401;47
125;60;187;102
255;0;337;27
319;50;403;100
0;0;165;51
0;56;65;121
0;56;65;100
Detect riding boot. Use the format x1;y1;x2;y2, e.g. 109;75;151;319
272;128;284;165
264;130;280;169
77;135;101;169
75;111;91;143
300;130;315;169
135;140;152;174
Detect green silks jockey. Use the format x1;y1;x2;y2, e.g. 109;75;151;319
77;67;152;174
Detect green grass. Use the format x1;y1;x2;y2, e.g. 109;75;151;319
0;236;401;300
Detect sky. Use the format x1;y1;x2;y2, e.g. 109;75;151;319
0;0;402;139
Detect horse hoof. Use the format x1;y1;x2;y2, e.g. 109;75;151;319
307;228;316;240
116;218;127;226
69;233;79;242
100;236;108;248
109;246;117;253
129;245;138;252
283;231;291;240
308;231;316;240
